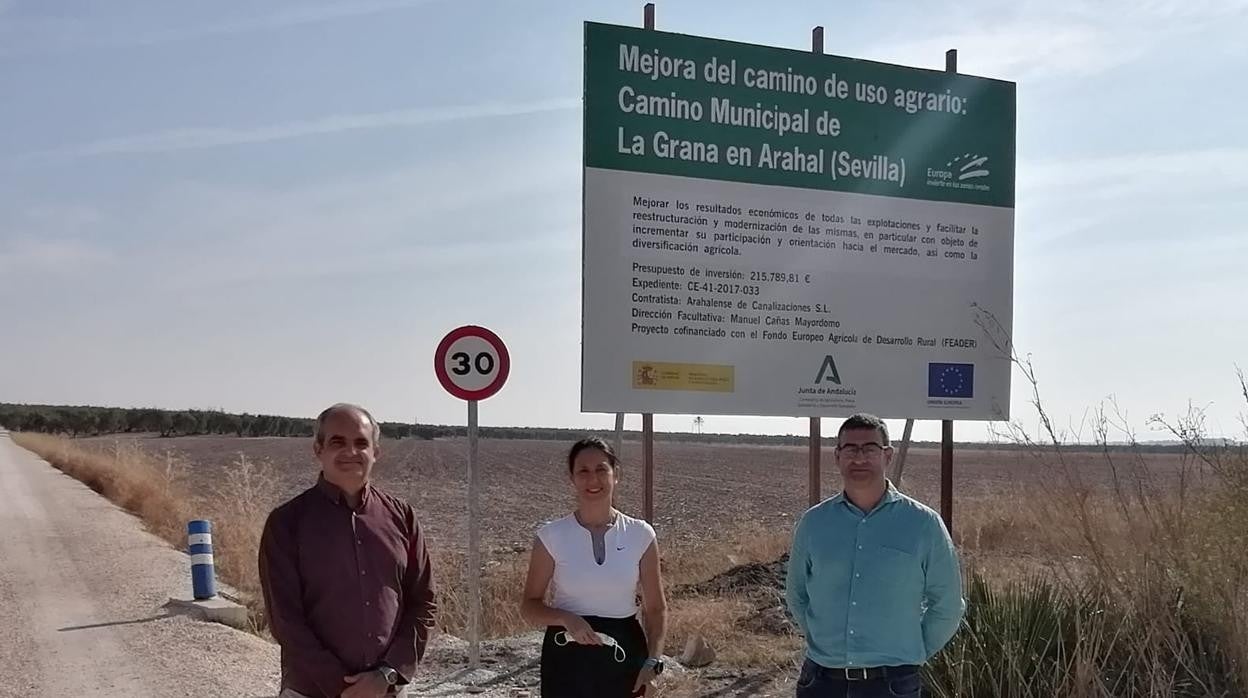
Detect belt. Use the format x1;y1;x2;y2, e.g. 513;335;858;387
825;664;918;681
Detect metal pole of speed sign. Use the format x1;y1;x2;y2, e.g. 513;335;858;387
434;326;510;672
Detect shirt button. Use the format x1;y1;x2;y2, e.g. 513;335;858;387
857;545;863;550
856;573;861;578
852;602;857;606
850;630;855;634
365;601;371;607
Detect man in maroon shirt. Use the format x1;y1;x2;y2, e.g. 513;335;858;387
259;403;436;698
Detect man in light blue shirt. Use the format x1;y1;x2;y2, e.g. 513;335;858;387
785;413;964;697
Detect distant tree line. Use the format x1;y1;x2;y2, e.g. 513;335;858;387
0;403;436;440
0;403;306;438
0;403;794;443
0;402;1213;452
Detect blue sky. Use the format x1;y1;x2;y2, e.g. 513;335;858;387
2;0;1246;442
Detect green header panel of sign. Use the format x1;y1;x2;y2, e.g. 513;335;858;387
585;22;1016;208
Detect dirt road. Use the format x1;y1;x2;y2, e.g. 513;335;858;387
0;430;280;697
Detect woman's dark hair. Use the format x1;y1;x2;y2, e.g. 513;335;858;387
567;436;619;473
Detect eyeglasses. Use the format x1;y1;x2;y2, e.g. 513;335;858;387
835;443;888;458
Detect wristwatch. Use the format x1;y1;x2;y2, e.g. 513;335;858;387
377;665;400;686
643;657;665;676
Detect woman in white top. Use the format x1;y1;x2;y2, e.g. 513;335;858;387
520;437;668;697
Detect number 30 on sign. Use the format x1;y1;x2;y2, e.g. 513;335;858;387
434;326;510;402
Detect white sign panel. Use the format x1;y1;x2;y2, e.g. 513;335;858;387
581;24;1015;419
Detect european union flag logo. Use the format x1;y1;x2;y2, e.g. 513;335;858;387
928;363;974;398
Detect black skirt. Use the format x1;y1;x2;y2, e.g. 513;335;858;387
541;614;648;698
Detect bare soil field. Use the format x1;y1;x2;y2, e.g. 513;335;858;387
78;433;1198;559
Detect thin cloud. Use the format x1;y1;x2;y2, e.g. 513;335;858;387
869;0;1248;81
0;0;443;55
120;0;444;47
17;98;579;162
872;22;1132;81
1017;147;1248;249
1024;147;1248;194
0;237;112;275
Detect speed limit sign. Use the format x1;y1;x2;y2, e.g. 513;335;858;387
433;325;509;672
434;325;510;401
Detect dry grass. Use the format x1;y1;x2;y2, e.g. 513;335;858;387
918;349;1248;696
431;546;529;639
954;492;1036;554
13;432;192;550
663;522;792;587
666;596;801;667
206;453;285;631
661;523;801;670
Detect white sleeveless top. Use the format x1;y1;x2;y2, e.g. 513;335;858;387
537;512;657;619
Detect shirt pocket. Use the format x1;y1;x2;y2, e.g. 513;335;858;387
809;537;853;579
870;545;922;592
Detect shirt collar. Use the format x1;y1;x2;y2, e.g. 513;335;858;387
835;479;901;515
880;479;902;505
315;473;374;511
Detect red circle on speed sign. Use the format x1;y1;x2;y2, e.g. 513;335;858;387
434;326;510;401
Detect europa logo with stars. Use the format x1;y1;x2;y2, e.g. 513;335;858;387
928;363;974;400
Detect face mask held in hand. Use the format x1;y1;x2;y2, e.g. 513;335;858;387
553;630;628;663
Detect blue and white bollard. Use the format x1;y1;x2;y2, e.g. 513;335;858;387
187;520;217;600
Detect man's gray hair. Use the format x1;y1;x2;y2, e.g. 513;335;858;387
314;403;381;445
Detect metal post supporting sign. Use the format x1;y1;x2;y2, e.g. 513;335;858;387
808;24;825;510
434;325;510;672
941;47;958;538
640;2;657;525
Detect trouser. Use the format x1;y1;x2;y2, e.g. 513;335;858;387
540;614;648;698
278;688;406;698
